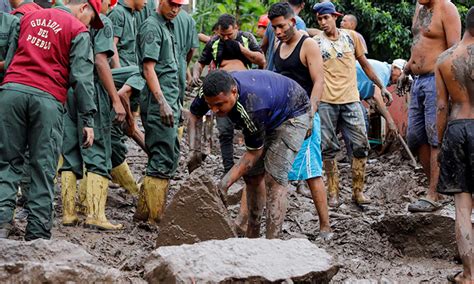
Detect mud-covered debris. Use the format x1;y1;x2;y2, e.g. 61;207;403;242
156;168;236;247
0;239;125;283
373;207;459;259
145;238;340;283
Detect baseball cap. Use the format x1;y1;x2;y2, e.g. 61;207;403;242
88;0;104;29
312;2;343;17
392;59;407;70
258;14;269;28
170;0;189;4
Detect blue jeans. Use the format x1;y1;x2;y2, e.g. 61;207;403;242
319;102;369;160
407;73;438;150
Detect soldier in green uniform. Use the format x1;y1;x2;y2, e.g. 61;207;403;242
107;0;146;196
0;0;102;240
0;11;18;82
108;0;145;67
135;0;155;30
59;0;127;230
173;9;199;139
134;0;187;225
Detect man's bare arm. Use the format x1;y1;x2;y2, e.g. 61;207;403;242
219;148;264;192
358;54;393;105
442;2;462;49
261;33;269;54
191;62;206;85
110;37;121;68
240;44;266;68
435;65;449;145
95;53;126;122
304;39;324;115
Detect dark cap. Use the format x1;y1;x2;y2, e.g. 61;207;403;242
88;0;104;29
312;2;343;17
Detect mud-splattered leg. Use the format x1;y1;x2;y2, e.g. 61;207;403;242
454;192;473;281
264;174;288;239
307;177;331;233
244;174;265;238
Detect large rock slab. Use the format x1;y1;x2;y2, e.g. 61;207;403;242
373;206;474;259
0;239;125;283
145;238;340;283
156;169;236;247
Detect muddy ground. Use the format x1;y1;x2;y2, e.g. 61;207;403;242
11;117;464;283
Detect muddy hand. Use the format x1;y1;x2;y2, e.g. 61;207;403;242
217;180;228;208
82;127;94;148
187;150;207;173
112;101;127;123
160;100;174;127
381;88;393;106
396;73;409;97
305;116;313;139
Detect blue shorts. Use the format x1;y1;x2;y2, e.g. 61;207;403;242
407;73;438;149
288;113;323;181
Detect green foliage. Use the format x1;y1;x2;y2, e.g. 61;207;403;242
192;0;278;36
300;0;470;62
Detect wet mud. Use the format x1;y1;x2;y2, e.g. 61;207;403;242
8;116;465;282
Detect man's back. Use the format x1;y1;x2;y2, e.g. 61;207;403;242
410;0;461;74
436;40;474;120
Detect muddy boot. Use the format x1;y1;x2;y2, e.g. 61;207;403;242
84;172;123;230
142;176;168;225
76;174;88;215
133;183;149;221
61;171;79;226
323;160;340;207
351;157;371;205
177;126;184;142
111;161;139;196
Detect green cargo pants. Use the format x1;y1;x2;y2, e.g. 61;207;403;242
60;84;112;179
0;87;63;240
110;66;145;168
140;90;181;178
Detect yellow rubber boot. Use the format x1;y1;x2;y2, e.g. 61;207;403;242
111;161;139;196
177;126;184;142
142;176;168;225
323;160;340;208
84;172;123;230
133;183;149;221
352;157;371;205
77;174;88;215
61;171;79;226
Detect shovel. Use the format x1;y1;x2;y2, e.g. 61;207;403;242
398;134;421;169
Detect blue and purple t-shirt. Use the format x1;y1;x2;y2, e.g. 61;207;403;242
190;70;309;150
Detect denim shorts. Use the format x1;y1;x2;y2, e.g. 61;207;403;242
407;73;438;149
246;113;310;185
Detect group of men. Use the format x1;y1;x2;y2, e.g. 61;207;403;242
0;0;472;281
0;0;198;240
188;1;472;282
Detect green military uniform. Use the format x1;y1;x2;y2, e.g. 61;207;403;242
0;6;95;240
135;0;155;31
0;12;19;82
60;14;115;179
137;12;180;178
112;65;145;94
173;10;199;103
108;0;140;168
107;0;138;67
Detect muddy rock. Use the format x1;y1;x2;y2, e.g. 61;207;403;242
0;239;125;283
145;238;340;283
156;168;236;247
226;182;244;206
373;206;463;259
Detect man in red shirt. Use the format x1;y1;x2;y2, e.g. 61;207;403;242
0;0;103;240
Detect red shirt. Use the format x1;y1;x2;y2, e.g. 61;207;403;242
3;8;88;103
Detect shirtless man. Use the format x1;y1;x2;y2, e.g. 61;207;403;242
436;8;474;283
399;0;461;213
